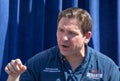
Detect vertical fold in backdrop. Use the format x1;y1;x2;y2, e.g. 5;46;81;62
118;0;120;65
99;0;118;64
0;0;9;77
0;0;22;80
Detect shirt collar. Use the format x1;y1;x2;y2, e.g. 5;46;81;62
58;45;91;69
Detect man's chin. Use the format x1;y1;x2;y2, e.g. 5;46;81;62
60;51;71;56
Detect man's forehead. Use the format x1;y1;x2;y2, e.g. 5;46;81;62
58;18;81;26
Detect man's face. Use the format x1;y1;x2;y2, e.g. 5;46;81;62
57;17;91;57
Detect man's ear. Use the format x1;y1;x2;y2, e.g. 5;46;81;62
84;31;92;44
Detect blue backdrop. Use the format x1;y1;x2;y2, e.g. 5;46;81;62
0;0;120;81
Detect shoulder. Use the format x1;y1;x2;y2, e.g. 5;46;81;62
27;46;59;64
87;46;120;81
88;46;118;67
24;46;59;69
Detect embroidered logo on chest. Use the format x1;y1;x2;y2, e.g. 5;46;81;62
86;69;103;79
43;67;60;72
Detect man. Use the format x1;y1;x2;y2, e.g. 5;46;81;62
5;7;120;81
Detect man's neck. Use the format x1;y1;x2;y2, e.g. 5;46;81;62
65;49;86;71
63;45;87;71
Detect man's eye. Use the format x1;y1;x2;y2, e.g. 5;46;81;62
69;31;77;35
58;28;64;32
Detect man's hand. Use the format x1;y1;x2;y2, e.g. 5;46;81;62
5;59;27;81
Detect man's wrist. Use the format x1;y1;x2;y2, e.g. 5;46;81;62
7;75;20;81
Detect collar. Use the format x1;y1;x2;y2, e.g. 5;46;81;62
58;45;91;71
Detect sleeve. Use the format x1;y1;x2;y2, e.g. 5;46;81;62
20;66;35;81
108;64;120;81
19;57;41;81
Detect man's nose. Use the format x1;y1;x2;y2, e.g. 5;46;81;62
62;34;69;41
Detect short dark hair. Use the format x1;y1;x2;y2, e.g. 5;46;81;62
57;7;92;35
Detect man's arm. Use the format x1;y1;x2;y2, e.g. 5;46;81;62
109;65;120;81
5;59;27;81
